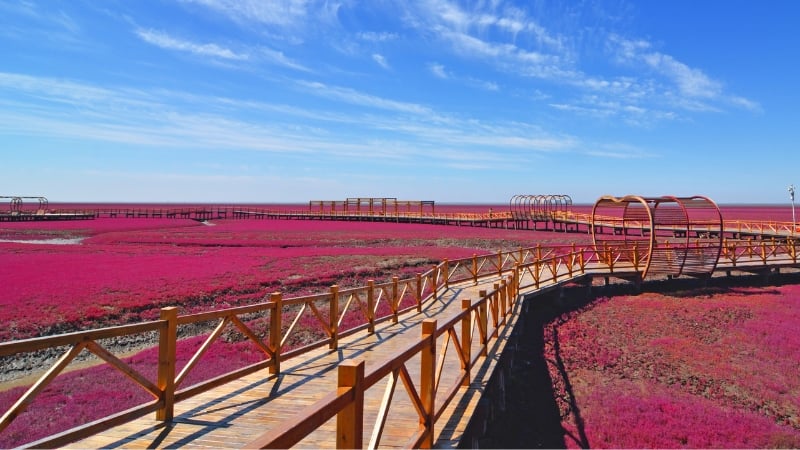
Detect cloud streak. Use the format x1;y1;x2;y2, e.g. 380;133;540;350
0;72;579;170
136;28;248;60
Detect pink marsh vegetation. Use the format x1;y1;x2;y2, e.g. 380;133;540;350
1;218;590;340
550;283;800;448
2;204;799;447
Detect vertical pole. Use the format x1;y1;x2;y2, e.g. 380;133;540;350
392;276;399;323
330;285;339;350
472;254;478;284
461;299;472;387
157;307;177;421
789;184;796;234
415;273;423;312
499;279;507;325
337;360;365;449
432;265;438;301
269;292;282;374
478;290;488;356
420;320;437;449
443;258;450;288
367;280;375;334
492;283;500;337
513;264;520;302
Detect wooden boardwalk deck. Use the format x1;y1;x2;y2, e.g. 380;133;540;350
68;275;525;449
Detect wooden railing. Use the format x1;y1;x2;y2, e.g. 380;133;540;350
247;277;518;449
3;238;800;448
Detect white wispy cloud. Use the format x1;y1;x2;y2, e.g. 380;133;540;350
180;0;311;28
358;31;398;42
409;1;568;80
427;62;498;91
136;28;248;60
295;80;436;116
607;34;759;112
257;46;310;71
400;1;758;125
429;63;449;79
0;72;581;170
372;53;390;69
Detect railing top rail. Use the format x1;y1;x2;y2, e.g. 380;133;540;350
0;320;166;356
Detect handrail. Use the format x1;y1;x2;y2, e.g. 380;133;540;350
4;237;800;447
248;277;519;449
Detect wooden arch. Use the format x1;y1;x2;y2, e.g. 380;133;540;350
591;195;723;279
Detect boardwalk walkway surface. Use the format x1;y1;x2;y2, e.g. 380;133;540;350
69;275;522;449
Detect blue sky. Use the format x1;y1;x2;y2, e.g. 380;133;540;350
1;1;798;204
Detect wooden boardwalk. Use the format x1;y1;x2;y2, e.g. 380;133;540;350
68;275;525;449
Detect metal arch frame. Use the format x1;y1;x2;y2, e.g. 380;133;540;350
2;196;47;213
508;194;574;222
591;194;723;280
665;195;724;276
509;195;525;220
592;194;654;275
533;195;548;220
10;196;22;212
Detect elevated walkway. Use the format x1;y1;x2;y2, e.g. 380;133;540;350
68;277;518;448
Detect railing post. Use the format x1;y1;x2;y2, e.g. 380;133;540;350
472;254;478;284
157;306;178;421
392;276;399;323
415;273;423;312
491;283;500;337
443;258;450;288
461;299;472;387
420;320;437;449
506;275;515;312
367;280;375;334
513;263;520;302
432;265;438;301
551;256;559;282
497;250;503;277
330;285;339;350
337;360;365;449
269;292;283;374
478;290;488;356
499;279;507;325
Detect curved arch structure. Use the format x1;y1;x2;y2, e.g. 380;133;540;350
1;196;49;214
591;195;723;279
509;194;572;221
